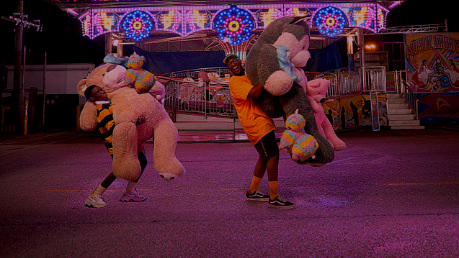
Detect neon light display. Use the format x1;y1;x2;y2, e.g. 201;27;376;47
355;6;375;30
260;8;283;27
314;6;346;37
285;7;308;17
121;10;154;41
77;3;390;42
161;10;181;33
377;8;386;31
214;6;254;45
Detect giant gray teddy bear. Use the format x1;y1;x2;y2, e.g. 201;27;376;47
245;16;335;165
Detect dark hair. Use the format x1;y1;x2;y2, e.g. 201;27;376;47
84;85;97;99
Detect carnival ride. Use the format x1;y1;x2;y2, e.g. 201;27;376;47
48;1;403;122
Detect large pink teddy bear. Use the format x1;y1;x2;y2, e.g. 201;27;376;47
306;79;346;151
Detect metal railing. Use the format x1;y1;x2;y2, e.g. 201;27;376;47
335;68;361;96
164;66;389;120
362;66;386;93
316;66;386;97
394;70;419;120
162;68;237;119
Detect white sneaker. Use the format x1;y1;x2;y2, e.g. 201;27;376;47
84;195;106;208
120;191;146;202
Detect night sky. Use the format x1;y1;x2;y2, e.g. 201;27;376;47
0;0;456;66
0;0;106;66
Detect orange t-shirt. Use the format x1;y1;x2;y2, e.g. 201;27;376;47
229;75;275;144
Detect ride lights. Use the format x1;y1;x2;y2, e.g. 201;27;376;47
214;6;254;45
314;6;346;37
122;10;153;41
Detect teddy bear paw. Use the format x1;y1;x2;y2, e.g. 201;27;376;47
333;141;346;151
264;70;293;96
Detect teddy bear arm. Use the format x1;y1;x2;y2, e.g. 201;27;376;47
314;113;327;138
308;98;323;114
256;45;283;85
149;81;166;102
255;44;295;96
79;101;98;132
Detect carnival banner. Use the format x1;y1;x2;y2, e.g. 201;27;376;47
405;33;459;92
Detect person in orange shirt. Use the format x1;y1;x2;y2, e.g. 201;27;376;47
224;54;294;209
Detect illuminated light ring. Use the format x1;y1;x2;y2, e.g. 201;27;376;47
121;10;154;41
314;6;346;37
214;6;254;45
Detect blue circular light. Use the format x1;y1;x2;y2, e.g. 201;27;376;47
122;10;153;41
214;6;254;45
314;6;346;37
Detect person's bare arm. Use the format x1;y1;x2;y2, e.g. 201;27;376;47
248;83;263;99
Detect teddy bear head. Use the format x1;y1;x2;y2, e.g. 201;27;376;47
306;79;330;104
285;109;305;132
265;16;311;68
127;52;145;69
77;63;128;96
103;53;129;68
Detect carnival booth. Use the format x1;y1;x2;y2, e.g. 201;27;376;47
404;33;459;125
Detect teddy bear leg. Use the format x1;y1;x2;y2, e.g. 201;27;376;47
153;119;185;181
112;122;141;181
279;83;334;165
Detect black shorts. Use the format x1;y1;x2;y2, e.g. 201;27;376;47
254;131;279;161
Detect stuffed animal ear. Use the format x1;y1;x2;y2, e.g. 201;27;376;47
77;78;88;97
291;16;308;24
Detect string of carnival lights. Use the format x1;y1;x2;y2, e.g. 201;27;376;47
80;3;389;41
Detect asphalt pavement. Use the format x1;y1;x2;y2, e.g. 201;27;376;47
0;128;458;257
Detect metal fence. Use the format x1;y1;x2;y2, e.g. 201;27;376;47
163;66;388;119
162;67;237;119
362;66;386;93
393;70;419;120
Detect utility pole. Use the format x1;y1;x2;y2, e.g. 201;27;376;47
7;0;42;135
13;0;24;134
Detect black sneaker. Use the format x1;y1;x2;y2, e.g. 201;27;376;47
269;195;295;209
246;191;270;201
